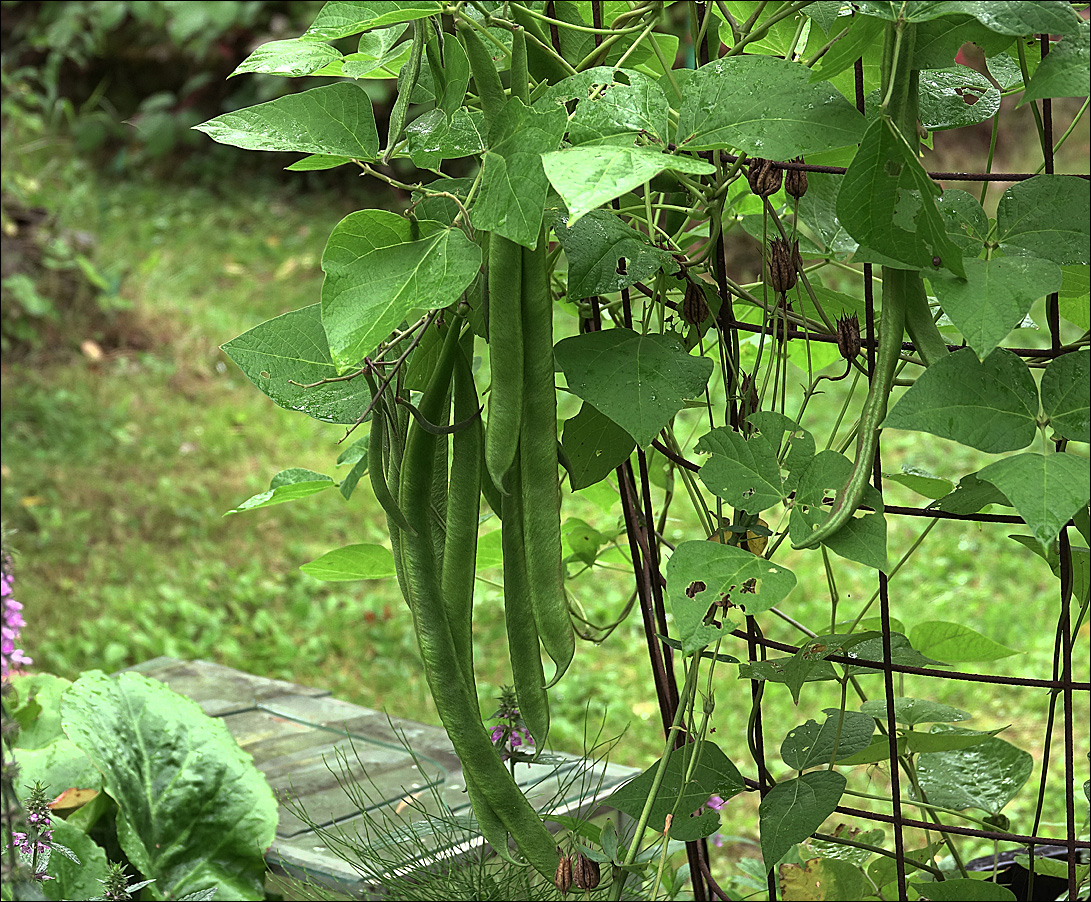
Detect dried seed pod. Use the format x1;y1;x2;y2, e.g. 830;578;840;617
682;280;710;325
715;288;733;332
747;157;782;198
554;850;573;894
784;157;808;199
837;313;861;360
739;371;760;425
573;853;601;890
768;238;800;293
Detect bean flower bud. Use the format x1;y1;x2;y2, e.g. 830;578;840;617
837;313;861;360
682;280;710;325
747;157;782;198
573;852;602;890
784;157;808;199
768;238;800;293
554;851;573;894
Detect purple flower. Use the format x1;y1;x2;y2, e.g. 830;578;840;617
2;563;32;679
705;795;726;811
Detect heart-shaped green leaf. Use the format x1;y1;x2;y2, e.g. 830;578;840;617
1041;351;1090;443
195;83;379;159
977;452;1091;549
759;771;847;867
997;174;1090;265
883;348;1039;452
931;256;1061;359
300;543;396;580
320;211;481;370
554;328;713;448
561;402;635;491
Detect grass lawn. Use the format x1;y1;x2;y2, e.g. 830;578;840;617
2;135;1087;874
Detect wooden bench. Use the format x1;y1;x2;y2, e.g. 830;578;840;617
128;656;639;897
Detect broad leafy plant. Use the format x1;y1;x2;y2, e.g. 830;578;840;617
198;1;1090;899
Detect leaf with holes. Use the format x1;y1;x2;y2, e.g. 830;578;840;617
666;540;796;655
695;428;784;515
554;210;678;300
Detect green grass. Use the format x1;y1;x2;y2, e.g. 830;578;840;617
2;136;1087;880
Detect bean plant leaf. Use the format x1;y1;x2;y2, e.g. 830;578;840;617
314;27;414;80
1023;22;1091;102
997;175;1091;265
554;328;714;448
61;671;278;901
303;1;442;40
406;108;486;168
855;1;1082;35
914;728;1033;815
542;146;714;227
228;469;336;514
286;154;354;171
222;305;371;424
790;451;888;571
976;453;1091;550
913;16;1018;69
472;98;567;248
918;67;1000;130
666;540;797;655
883;466;954;500
909;621;1019;663
195;83;379;159
561;402;635;491
233;39;343;78
883;348;1039;452
780;711;876;771
1059;265;1090;330
609;741;746;843
1041;351;1090;443
904;726;1007;754
537;67;671;146
320;211;481;370
928;472;1011;515
911;879;1017;901
779;857;869;902
300;543;397;580
554;209;678;300
860;698;972;727
930;256;1062;359
809;14;886;84
759;771;847;868
676;55;865;158
841;633;945;676
695;428;784;514
837;116;965;277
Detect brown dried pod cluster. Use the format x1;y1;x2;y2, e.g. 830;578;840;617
554;850;573;894
784;156;808;199
573;852;602;890
682;280;710;325
768;237;801;293
747;157;782;197
837;313;861;360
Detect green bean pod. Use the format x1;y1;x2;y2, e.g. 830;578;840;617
398;315;559;880
793;267;906;551
510;25;529;104
458;20;507;126
518;229;574;685
363;371;416;539
900;268;950;366
485;236;525;492
442;333;483;686
507;4;573;84
383;19;426;163
501;451;551;750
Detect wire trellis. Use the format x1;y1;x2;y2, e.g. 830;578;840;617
591;18;1089;902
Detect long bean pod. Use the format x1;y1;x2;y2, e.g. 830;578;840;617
518;228;574;684
485;237;525;491
501;451;551;749
398;315;559;879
